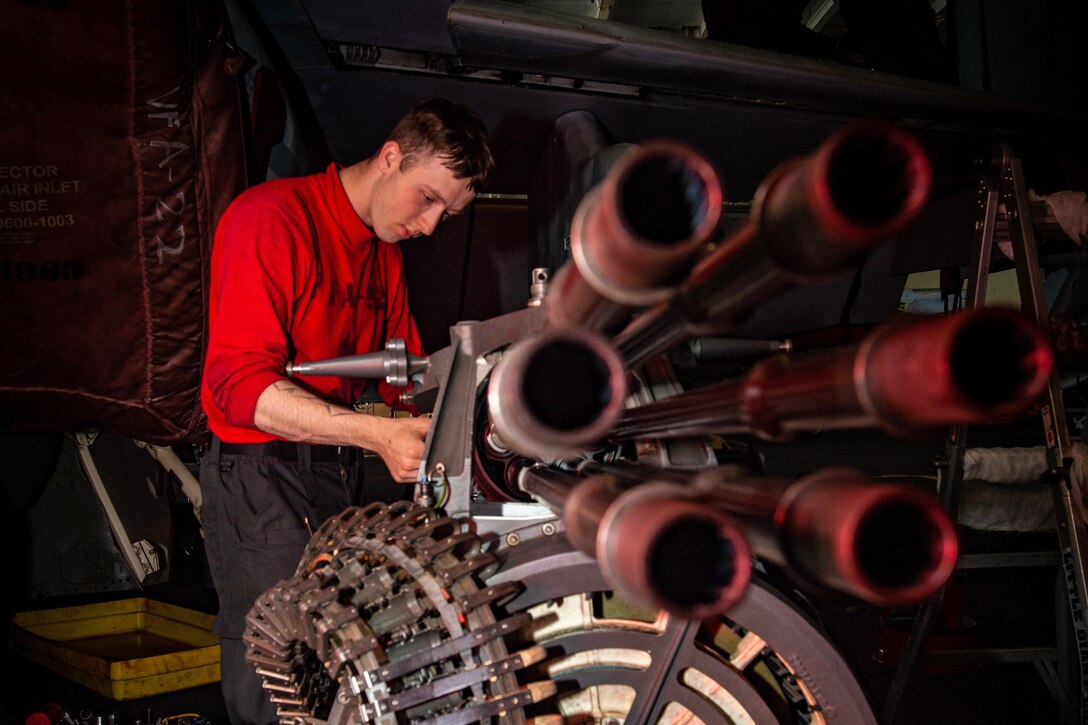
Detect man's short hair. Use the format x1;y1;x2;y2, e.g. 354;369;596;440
389;98;494;192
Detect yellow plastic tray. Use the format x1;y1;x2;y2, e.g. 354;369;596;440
9;597;220;701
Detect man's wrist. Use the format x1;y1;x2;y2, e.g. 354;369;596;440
354;400;425;419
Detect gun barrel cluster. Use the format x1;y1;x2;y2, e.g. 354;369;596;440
482;122;1053;618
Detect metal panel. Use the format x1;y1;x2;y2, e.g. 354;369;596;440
447;0;1085;131
303;0;459;53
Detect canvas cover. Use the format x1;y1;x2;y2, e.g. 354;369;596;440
0;0;248;443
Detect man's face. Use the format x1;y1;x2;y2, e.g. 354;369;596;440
370;144;476;244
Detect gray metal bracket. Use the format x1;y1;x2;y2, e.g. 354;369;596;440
417;306;547;518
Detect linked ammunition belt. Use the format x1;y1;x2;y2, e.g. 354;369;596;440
243;501;554;724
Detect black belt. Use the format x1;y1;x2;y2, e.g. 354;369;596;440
217;439;355;463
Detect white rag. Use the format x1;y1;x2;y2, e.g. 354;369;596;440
958;443;1088;532
997;189;1088;260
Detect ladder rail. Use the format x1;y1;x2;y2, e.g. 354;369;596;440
883;143;1088;724
1001;143;1088;724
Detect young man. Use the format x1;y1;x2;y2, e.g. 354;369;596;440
199;97;493;724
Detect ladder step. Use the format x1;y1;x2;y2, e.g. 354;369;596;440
955;551;1060;569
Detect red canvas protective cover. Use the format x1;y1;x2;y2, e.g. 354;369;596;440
0;0;248;443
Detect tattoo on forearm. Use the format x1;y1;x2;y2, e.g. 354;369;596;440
263;380;357;442
274;381;352;412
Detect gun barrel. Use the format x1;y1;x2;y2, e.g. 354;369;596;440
546;141;722;332
518;465;583;513
612;308;1053;440
487;328;628;460
520;468;751;619
693;467;958;607
616;122;933;366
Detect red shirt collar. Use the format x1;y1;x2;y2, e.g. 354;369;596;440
327;162;375;242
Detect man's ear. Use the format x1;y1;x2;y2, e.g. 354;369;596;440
377;141;402;174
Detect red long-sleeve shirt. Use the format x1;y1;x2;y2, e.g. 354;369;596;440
201;163;423;443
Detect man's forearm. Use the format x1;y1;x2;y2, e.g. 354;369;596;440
253;379;382;448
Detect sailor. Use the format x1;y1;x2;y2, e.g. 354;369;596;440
199;97;493;724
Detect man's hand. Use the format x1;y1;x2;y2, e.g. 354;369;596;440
254;380;431;482
369;416;431;482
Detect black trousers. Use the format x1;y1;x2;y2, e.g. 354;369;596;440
200;437;360;725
